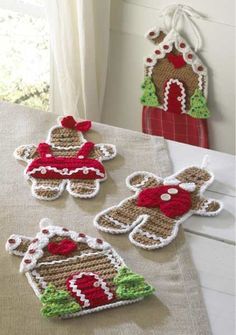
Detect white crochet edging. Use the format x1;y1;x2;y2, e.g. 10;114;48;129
66;178;106;199
126;171;163;192
5;234;32;256
19;220;111;273
94;195;145;234
162;78;186;113
95;143;117;161
13;144;37;163
61;298;143;319
144;28;208;98
94;165;223;250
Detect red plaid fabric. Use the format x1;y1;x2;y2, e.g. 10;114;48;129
142;106;209;148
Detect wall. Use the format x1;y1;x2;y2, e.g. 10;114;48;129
102;0;235;154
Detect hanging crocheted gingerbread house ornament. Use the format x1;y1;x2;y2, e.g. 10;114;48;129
141;5;210;148
6;218;154;318
14;116;116;200
94;158;223;250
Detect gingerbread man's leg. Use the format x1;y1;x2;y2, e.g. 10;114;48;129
94;197;145;234
67;179;100;198
129;209;178;250
31;178;66;200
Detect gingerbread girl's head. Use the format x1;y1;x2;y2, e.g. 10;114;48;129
48;116;91;149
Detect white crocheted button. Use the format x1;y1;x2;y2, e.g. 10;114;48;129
160;193;171;201
168;188;178;195
62;168;68;174
177;97;182;101
93;281;100;287
78;155;84;159
40;167;47;174
45;154;52;158
83;168;89;175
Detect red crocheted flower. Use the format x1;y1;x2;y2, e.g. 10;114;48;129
137;185;192;218
47;239;77;255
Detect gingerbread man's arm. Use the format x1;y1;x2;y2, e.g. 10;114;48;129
126;171;162;192
93;144;117;161
169;166;223;215
5;234;32;257
191;195;223;216
14;144;39;162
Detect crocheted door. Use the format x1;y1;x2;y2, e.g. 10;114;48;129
141;18;210;148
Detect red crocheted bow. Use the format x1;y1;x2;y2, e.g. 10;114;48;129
61;116;91;132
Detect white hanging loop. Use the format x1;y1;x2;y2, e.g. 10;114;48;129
159;4;205;51
201;155;210;169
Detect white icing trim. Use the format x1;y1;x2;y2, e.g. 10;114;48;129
30;178;66;201
31;270;47;289
19;222;111;273
95;143;117;161
163;78;186;113
67;272;114;308
126;171;162;192
94;164;223;250
5;234;32;256
61;298;143;319
13;144;37;163
27;166;105;178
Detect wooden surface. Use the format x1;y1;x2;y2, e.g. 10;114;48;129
167;140;235;335
102;0;235;154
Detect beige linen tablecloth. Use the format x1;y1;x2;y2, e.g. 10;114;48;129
0;104;211;335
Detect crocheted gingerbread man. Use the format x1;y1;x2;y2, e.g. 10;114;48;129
14;116;116;200
94;165;223;250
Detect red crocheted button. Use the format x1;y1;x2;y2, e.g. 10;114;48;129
24;259;31;264
198;66;204;71
32;238;38;243
8;238;16;244
180;42;186;48
96;238;103;244
62;228;69;232
29;249;35;254
155;50;161;55
187;54;193;59
146;58;152;63
42;229;49;234
78;233;86;238
149;31;155;36
163;45;169;50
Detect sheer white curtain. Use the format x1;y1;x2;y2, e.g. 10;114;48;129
45;0;110;121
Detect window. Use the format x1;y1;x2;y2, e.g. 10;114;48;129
0;0;49;111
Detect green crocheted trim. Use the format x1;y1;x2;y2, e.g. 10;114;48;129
188;89;210;119
113;267;154;300
40;284;81;317
140;76;160;107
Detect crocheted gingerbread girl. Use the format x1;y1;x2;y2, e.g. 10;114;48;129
94;165;223;250
14;116;116;200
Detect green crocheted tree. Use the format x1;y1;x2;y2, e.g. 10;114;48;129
113;267;154;300
188;89;210;119
40;284;81;317
140;76;160;107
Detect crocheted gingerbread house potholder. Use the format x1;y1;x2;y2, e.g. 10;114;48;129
14;116;116;200
141;7;210;148
6;219;154;318
94;163;223;250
